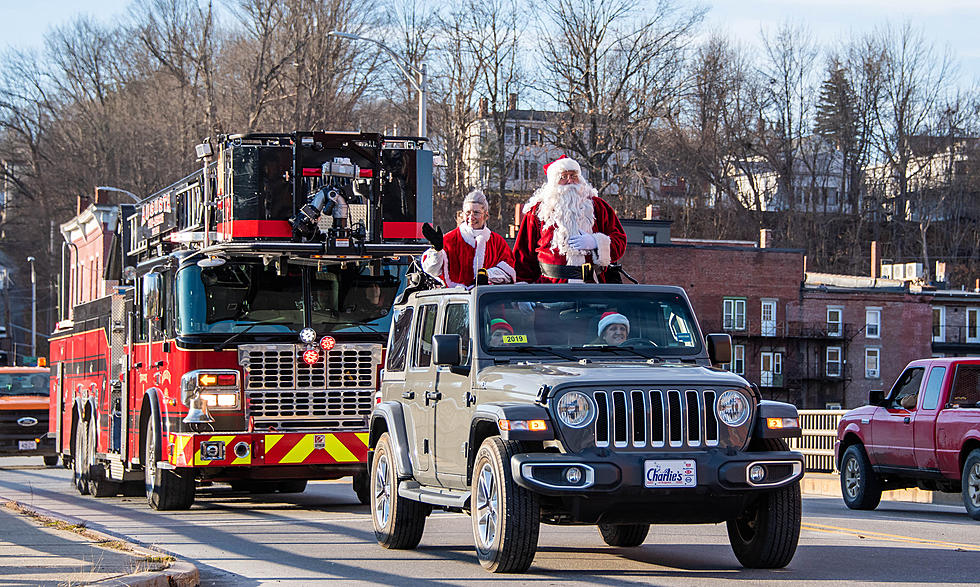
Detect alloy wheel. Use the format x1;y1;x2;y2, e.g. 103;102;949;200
476;462;499;549
844;457;861;499
969;462;980;508
374;453;391;528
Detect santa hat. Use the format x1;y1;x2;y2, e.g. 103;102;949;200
544;155;581;186
597;312;629;337
490;318;513;335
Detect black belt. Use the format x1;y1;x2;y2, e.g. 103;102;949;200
539;262;597;282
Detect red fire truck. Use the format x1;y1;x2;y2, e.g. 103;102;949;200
48;131;431;510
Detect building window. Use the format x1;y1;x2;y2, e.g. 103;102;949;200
968;308;979;343
865;347;880;378
932;306;945;342
728;344;744;375
760;351;782;387
826;346;842;377
723;298;746;331
642;233;657;244
865;308;881;339
827;306;843;337
761;299;776;337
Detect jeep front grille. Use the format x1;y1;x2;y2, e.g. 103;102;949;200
592;389;720;450
239;343;380;424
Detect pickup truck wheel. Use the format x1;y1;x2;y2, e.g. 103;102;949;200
471;437;540;573
727;481;801;568
72;419;90;495
597;523;650;547
372;432;426;549
962;449;980;520
87;420;120;498
144;417;195;510
840;444;882;510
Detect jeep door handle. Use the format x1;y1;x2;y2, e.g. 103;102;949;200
425;391;442;405
402;391;415;400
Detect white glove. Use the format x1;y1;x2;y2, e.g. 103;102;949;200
569;233;598;251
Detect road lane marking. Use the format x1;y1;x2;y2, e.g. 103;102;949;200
802;522;980;551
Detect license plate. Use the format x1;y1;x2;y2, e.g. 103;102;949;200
644;459;696;488
18;440;37;451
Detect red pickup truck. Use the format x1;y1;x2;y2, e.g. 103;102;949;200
835;357;980;520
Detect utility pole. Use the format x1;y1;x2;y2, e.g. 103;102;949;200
27;256;36;357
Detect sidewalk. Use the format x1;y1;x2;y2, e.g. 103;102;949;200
0;500;198;587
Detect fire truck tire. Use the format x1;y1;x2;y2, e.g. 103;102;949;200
353;471;370;505
278;480;308;493
73;419;90;495
372;433;426;549
43;455;59;467
230;480;278;493
144;417;195;510
122;481;145;497
86;418;120;498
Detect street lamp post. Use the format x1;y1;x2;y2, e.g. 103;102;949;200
26;256;35;358
95;186;142;203
328;31;427;138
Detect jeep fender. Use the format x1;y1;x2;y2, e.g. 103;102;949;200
752;400;802;439
470;403;554;443
370;401;414;478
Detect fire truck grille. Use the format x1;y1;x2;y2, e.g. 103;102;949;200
588;388;727;451
239;343;379;422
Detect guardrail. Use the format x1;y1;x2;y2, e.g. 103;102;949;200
788;410;846;473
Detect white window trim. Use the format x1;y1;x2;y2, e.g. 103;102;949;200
827;306;843;337
826;346;842;377
723;298;746;331
865;307;881;339
933;306;946;342
761;299;777;337
865;347;880;379
730;344;745;375
967;308;980;343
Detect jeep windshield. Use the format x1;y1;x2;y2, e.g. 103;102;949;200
0;372;49;397
176;260;404;337
479;290;702;357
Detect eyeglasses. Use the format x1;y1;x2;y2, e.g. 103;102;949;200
463;210;485;217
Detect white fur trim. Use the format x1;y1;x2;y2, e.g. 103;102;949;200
421;248;445;276
594;232;612;267
472;232;488;279
597;313;630;338
546;157;582;186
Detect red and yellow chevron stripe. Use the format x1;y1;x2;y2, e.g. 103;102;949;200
168;431;369;468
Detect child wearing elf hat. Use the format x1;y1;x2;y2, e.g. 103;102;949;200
489;318;514;346
597;312;630;346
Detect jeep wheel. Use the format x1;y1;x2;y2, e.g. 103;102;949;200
372;432;426;549
598;523;650;547
144;416;195;511
471;437;540;573
962;449;980;520
72;419;90;495
840;444;882;510
353;471;370;505
727;481;801;568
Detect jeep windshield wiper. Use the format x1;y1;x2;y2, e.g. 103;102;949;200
500;345;577;361
568;345;658;359
215;318;289;351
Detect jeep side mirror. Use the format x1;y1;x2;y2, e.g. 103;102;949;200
433;334;462;366
706;333;732;365
869;389;883;405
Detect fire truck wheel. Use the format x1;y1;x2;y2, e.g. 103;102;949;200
372;432;426;549
121;481;145;497
144;417;195;510
43;455;59;467
230;480;278;493
72;419;90;495
88;419;120;498
277;480;308;493
353;471;370;505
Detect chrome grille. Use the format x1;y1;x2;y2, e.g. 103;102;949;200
239;343;380;422
593;388;720;450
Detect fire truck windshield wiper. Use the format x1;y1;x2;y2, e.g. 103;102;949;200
214;318;289;351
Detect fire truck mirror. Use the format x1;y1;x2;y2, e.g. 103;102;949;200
142;272;164;321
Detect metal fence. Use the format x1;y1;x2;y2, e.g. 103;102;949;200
788;410;846;473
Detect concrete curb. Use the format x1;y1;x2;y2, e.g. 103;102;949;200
1;498;199;587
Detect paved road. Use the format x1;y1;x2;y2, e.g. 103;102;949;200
1;456;978;586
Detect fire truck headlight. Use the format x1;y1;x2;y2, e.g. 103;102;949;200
181;370;241;409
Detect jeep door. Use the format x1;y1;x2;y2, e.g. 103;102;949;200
405;302;439;484
434;300;473;489
870;365;925;468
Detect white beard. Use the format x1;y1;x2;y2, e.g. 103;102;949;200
524;182;596;263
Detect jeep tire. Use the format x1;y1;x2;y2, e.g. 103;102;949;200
840;444;882;510
372;432;426;549
471;437;540;573
598;523;650;547
144;416;195;510
962;448;980;520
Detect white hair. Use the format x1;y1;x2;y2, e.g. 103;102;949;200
462;189;489;210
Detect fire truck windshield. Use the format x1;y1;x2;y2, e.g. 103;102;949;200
176;260;403;337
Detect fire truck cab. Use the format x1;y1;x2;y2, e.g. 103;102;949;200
49;131;431;510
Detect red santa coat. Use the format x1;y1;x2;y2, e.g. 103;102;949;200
513;196;626;283
421;226;516;287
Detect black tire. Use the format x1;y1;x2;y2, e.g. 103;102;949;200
726;436;801;569
372;433;426;549
353;470;370;505
121;480;145;497
962;449;980;520
277;479;308;493
87;418;120;498
230;480;278;493
840;444;882;510
72;419;90;495
144;416;195;510
597;523;650;547
43;455;59;467
471;437;540;573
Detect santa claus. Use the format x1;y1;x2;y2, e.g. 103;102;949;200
513;156;626;283
420;190;516;287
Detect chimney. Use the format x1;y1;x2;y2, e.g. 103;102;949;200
935;261;946;283
76;194;92;215
870;241;879;278
508;92;518;111
479;97;488;118
759;228;772;249
645;205;660;220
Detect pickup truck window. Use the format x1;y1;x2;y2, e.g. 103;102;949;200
922;366;947;410
950;365;980;408
889;367;925;410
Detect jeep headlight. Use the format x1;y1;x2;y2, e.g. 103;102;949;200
716;389;750;427
556;391;594;428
